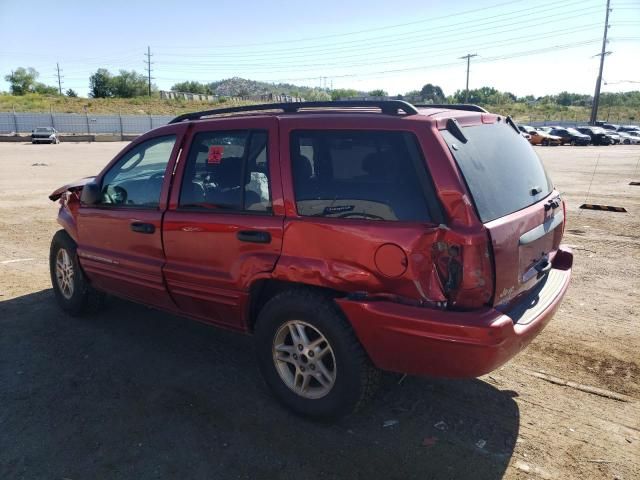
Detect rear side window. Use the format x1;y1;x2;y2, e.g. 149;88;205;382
441;122;552;223
290;130;438;222
179;130;271;213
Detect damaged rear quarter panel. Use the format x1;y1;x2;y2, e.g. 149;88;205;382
272;217;447;303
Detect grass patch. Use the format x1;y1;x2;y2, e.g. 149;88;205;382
0;93;637;124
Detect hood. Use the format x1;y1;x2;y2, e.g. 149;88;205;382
49;176;95;201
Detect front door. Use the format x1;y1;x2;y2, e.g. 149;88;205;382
77;127;186;309
162;117;283;330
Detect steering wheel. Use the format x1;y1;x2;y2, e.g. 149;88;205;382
106;185;127;204
338;212;386;221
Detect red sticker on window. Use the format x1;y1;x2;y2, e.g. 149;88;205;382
207;146;224;164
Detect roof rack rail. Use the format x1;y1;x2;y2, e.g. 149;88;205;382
168;100;419;124
413;103;488;113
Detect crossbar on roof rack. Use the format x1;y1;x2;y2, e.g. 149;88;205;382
168;100;420;124
414;104;488;113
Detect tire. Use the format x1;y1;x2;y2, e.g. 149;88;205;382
570;140;576;146
541;139;549;146
50;229;105;316
254;289;380;419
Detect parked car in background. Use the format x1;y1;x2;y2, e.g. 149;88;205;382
31;127;60;144
576;127;612;146
549;128;591;146
606;132;621;144
627;131;640;140
617;131;640;145
616;125;640;133
596;122;620;131
536;126;552;133
47;100;572;418
525;128;563;146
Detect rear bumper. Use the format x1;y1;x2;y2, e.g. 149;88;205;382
337;247;573;378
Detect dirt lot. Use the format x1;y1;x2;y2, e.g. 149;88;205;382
0;142;638;479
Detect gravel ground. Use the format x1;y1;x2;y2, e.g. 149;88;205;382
0;141;638;480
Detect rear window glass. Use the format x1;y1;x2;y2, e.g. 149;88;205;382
291;130;438;222
441;122;553;223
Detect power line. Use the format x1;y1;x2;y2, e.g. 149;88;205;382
153;0;533;49
590;0;612;124
155;16;602;69
154;3;602;61
151;38;601;85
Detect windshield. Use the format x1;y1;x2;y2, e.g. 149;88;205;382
35;127;53;133
441;122;553;223
566;128;581;135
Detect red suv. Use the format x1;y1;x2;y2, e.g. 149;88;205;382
49;101;573;418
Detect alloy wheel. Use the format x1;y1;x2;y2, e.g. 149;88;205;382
272;320;336;399
55;248;75;300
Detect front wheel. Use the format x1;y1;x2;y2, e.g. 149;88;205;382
50;230;104;316
255;289;380;419
541;139;549;146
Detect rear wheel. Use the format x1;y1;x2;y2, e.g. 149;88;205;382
50;230;104;316
255;289;380;419
541;139;549;146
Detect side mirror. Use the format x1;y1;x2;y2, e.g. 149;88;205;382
80;180;102;205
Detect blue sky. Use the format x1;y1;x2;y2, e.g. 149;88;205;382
1;0;638;98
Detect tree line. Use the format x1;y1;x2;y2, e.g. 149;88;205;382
3;66;639;109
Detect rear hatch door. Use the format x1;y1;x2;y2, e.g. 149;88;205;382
440;119;564;307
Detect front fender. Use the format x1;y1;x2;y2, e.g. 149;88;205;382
56;193;81;243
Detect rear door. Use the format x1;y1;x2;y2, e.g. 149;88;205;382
276;116;447;305
440;120;564;308
162;117;283;330
76;125;187;309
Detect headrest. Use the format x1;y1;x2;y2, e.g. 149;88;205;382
362;152;389;178
293;154;313;179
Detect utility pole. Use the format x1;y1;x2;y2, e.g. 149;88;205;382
589;0;612;125
459;53;477;103
144;46;153;96
55;62;63;95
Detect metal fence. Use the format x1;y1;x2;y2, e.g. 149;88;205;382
0;112;174;135
1;111;637;136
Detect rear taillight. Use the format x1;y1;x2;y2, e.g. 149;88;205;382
432;230;494;310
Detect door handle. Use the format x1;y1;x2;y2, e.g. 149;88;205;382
130;222;155;234
237;230;271;243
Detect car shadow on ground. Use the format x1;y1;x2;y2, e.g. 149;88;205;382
1;290;520;480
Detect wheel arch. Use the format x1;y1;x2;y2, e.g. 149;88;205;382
246;279;346;332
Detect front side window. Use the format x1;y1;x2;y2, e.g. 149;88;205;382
291;130;435;222
100;135;176;208
179;130;271;213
